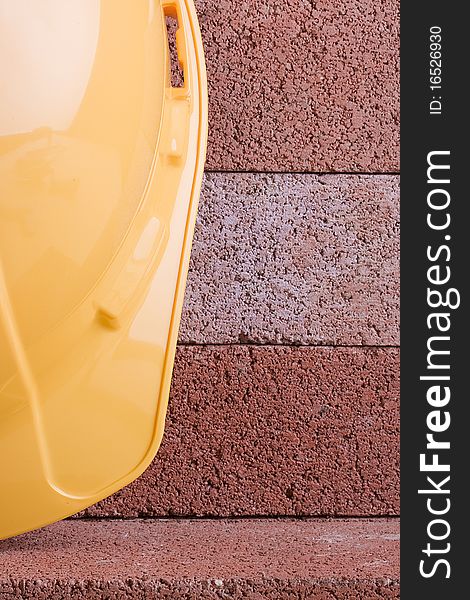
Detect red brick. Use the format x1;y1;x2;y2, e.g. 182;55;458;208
197;0;400;171
83;346;399;518
181;173;400;345
0;519;400;598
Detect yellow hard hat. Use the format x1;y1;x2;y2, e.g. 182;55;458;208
0;0;207;539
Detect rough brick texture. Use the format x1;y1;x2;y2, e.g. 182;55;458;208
0;519;400;599
83;346;399;518
180;173;400;345
197;0;400;172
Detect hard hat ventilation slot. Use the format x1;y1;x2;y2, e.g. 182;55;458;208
165;15;185;88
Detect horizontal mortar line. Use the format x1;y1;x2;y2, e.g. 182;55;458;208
177;342;400;350
73;514;400;523
204;169;401;176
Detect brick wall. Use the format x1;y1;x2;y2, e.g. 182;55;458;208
86;0;400;522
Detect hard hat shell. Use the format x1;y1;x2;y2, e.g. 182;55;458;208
0;0;207;539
